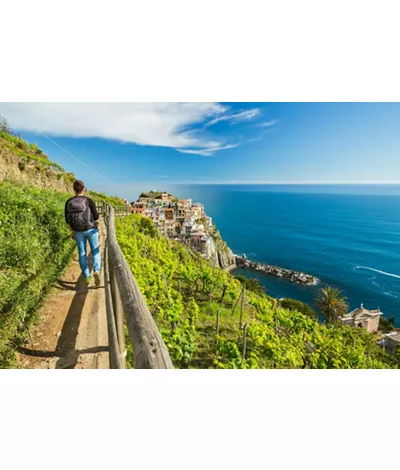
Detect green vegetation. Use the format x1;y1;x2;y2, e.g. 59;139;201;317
379;316;395;333
139;190;170;199
279;298;316;319
314;286;348;323
0;182;75;367
116;214;395;369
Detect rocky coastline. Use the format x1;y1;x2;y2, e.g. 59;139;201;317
235;254;320;286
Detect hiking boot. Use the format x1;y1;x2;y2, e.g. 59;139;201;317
94;272;101;287
85;276;92;285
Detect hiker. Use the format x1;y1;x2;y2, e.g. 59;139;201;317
65;180;101;286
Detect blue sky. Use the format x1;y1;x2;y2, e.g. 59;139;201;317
1;102;400;198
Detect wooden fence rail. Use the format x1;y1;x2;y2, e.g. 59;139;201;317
99;202;173;369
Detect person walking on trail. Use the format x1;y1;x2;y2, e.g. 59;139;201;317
65;180;101;286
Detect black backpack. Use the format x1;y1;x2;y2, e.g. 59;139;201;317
66;196;95;232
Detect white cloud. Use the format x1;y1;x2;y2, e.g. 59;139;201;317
0;102;237;153
206;108;260;127
258;119;279;127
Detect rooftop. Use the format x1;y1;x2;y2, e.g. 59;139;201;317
341;303;383;320
385;332;400;343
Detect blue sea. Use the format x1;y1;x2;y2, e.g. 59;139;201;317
166;184;400;325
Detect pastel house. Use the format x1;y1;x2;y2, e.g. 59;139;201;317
339;304;382;333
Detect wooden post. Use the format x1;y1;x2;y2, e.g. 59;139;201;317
242;323;248;362
232;285;244;316
110;262;127;368
220;284;227;304
163;272;172;305
207;284;216;315
239;287;245;329
104;243;122;369
216;309;221;336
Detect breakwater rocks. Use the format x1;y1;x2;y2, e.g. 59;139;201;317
235;254;320;286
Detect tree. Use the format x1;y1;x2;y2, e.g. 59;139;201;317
279;298;316;319
138;216;158;237
0;115;10;134
379;316;395;333
314;287;348;324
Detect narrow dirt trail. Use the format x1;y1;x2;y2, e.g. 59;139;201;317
16;220;109;369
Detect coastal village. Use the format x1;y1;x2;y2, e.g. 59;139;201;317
131;191;216;258
130;191;235;270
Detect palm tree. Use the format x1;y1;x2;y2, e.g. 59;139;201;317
314;287;348;324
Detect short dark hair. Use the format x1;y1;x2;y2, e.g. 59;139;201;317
73;180;85;193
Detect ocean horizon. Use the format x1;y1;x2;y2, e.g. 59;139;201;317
144;183;400;326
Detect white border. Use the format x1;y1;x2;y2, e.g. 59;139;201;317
1;1;399;469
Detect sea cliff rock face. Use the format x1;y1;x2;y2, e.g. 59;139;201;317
217;244;236;270
210;231;236;270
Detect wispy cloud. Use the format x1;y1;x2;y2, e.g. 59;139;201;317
206;108;261;127
177;143;240;157
258;119;279;127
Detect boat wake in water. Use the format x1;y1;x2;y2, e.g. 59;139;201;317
355;266;400;280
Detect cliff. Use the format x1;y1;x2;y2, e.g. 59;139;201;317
212;231;236;270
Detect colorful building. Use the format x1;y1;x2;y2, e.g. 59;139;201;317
339;304;382;333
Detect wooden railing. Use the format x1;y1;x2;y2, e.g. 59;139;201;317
98;202;173;369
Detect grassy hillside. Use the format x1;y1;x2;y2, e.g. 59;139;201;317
0;182;75;367
116;214;396;369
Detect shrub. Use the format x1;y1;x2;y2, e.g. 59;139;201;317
379;316;395;333
16;139;27;150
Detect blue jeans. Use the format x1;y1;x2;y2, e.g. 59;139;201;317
74;228;101;279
